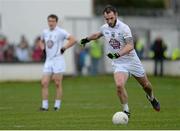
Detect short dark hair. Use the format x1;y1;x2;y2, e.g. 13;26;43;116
103;5;117;14
47;14;58;22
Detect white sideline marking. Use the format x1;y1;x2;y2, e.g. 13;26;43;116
14;125;25;128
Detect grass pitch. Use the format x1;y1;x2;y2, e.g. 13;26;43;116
0;75;180;130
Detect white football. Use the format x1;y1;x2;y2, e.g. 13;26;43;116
112;111;128;125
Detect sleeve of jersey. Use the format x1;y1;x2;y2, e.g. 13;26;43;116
99;26;104;36
123;25;133;44
62;29;70;40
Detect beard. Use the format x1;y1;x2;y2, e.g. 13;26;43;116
108;19;117;28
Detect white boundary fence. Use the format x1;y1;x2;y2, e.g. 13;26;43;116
0;60;180;81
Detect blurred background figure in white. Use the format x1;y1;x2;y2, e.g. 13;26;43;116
15;35;31;62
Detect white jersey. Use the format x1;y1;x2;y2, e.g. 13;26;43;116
41;26;70;60
41;26;70;74
100;19;145;77
100;19;139;63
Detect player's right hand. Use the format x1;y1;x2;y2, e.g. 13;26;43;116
42;49;46;60
80;38;90;47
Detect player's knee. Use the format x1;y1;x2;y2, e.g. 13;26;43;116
55;82;60;88
116;81;125;94
54;79;61;88
41;80;48;88
116;88;125;97
116;82;124;89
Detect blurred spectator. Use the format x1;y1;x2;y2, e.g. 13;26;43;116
82;48;91;75
4;44;16;62
171;48;180;60
74;43;82;75
74;43;90;75
0;34;7;47
15;35;31;62
151;36;167;77
134;37;144;59
0;34;8;62
89;40;103;75
78;48;89;75
32;36;43;62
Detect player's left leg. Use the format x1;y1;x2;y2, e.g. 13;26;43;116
134;75;160;111
52;73;63;110
40;74;51;111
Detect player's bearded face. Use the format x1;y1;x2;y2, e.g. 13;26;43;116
48;18;57;30
104;11;117;27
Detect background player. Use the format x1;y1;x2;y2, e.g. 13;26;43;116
39;14;76;111
80;5;160;117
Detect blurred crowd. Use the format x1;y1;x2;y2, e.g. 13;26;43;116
0;33;104;75
1;33;180;77
0;34;44;63
74;39;104;76
134;36;180;61
134;36;180;76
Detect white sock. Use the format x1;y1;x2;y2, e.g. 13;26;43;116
147;93;154;101
42;100;48;109
54;100;61;109
122;103;129;112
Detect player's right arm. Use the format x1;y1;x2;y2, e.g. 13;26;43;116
80;32;103;47
39;39;45;50
39;31;46;50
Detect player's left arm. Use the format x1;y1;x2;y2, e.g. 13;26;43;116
60;35;77;54
118;37;134;56
119;25;134;56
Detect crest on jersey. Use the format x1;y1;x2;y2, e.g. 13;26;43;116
109;38;121;49
47;40;54;49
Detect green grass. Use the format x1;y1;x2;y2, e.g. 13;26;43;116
0;75;180;129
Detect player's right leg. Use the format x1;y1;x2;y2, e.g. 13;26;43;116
114;72;130;117
40;74;51;111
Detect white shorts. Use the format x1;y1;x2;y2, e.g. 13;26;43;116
112;60;145;77
43;57;66;74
